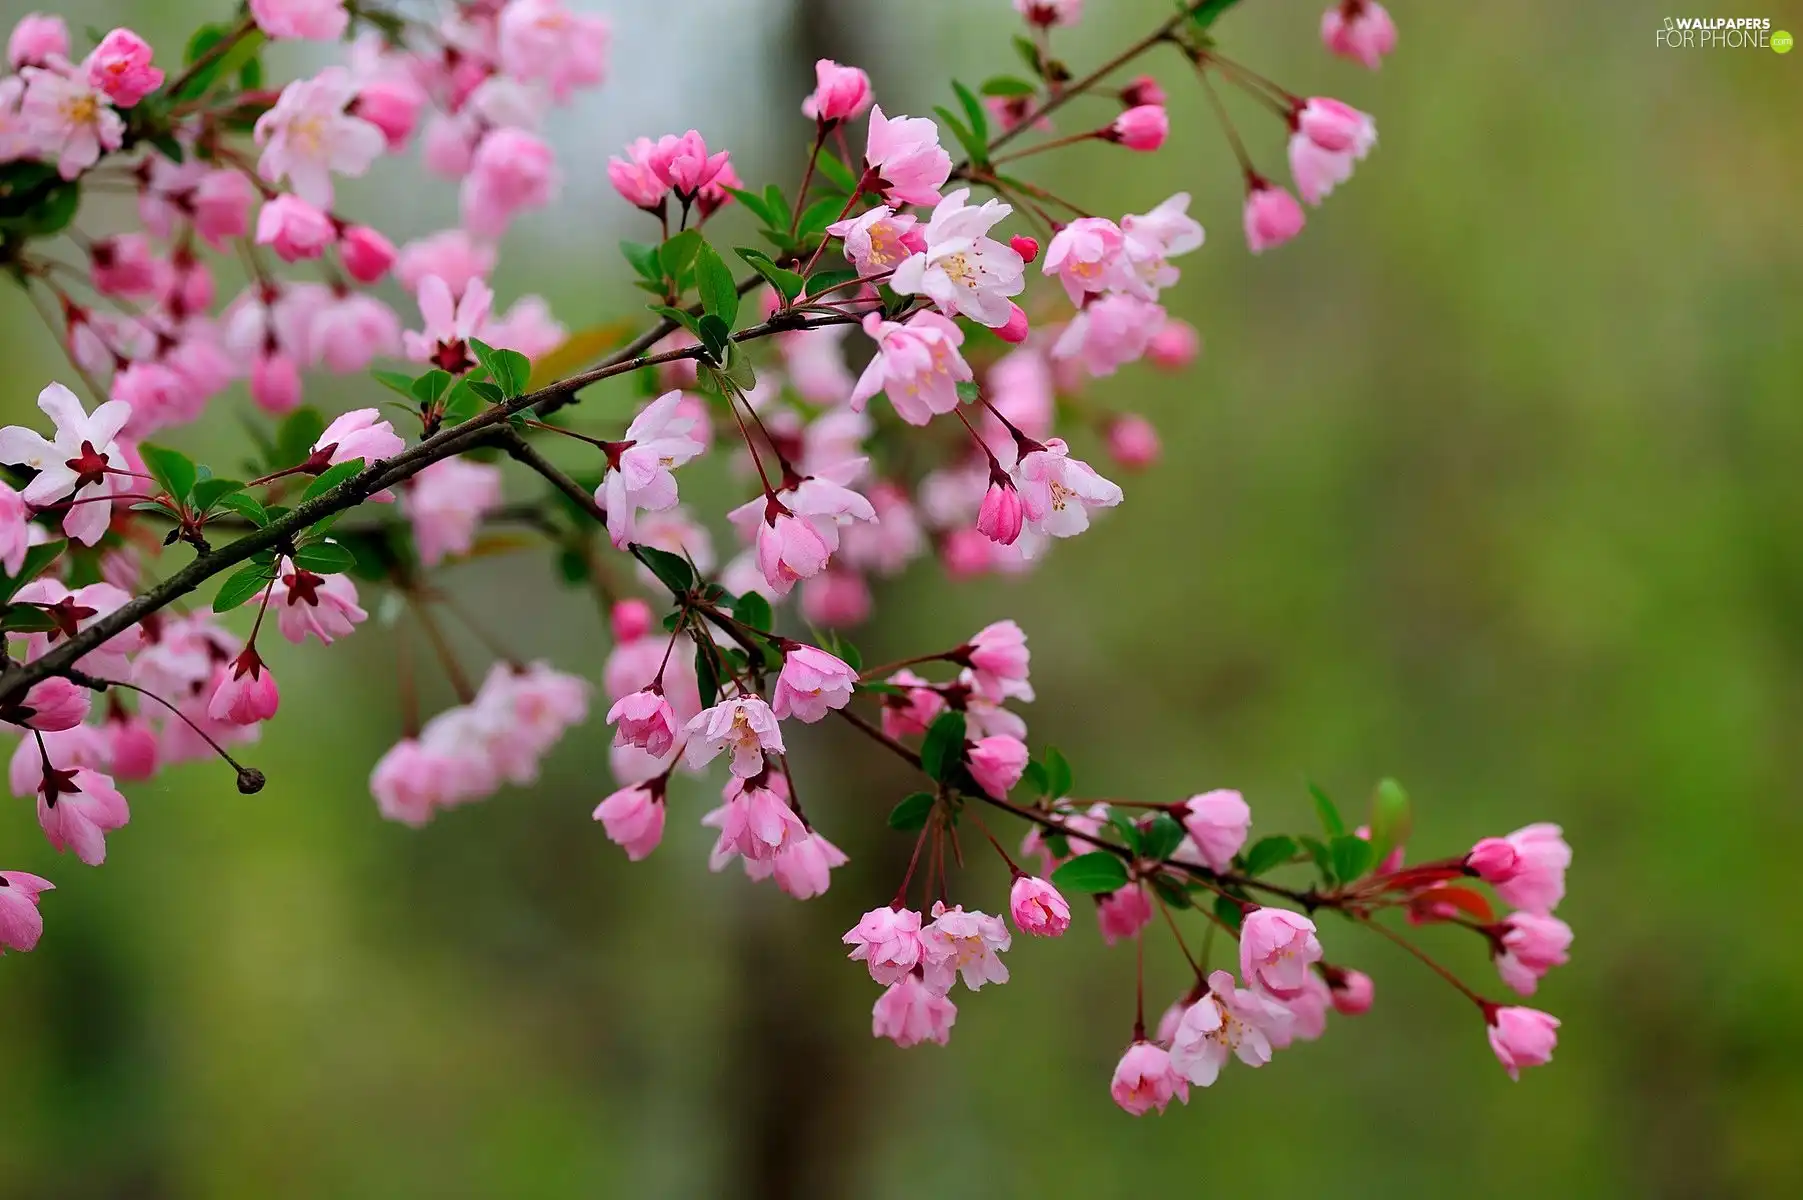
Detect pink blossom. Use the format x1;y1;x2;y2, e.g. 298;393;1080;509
1494;912;1573;996
1239;908;1323;998
352;77;424;149
84;29;163;109
0;870;54;953
251;353;302;415
799;569;871;628
255;68;386;207
1179;789;1251;872
976;479;1024;545
314;408;404;469
208;648;280;725
827;205;923;276
1290;98;1377;205
890;189;1026;328
612;599;653;643
270;567;366;645
89;234;164;299
487;293;565;360
0;483;30;574
771;645;857;723
754;509;832;596
1487;1006;1559;1080
1111;1041;1188;1116
1009;875;1071;936
849;311;971;426
845;905;926;986
7;677;91;731
1050;293;1166;377
921;901;1011;992
250;0;350;41
256;195;336;262
1466;823;1570;914
1108;104;1168;151
646;130;729;198
760;831;848;899
593;782;665;861
104;713;159;781
498;0;609;102
1169;970;1294;1085
1014;438;1124;539
963;620;1033;702
192;169;256;248
309;292;402;374
683;695;785;777
1015;0;1084;28
1244;180;1306;254
1119;192;1205;298
20;68;125;179
1322;0;1398;70
1329;968;1375;1014
607;137;668;209
0;382;131;546
405;456;502;566
863;106;951;207
461;128;559;238
1146;319;1201;369
1268;973;1332;1046
337;225;396;283
1043;218;1126;305
607;688;680;759
396;231;494;297
369;738;459;827
7;15;66;69
872;974;957;1047
1121;75;1165;108
880;670;946;740
1105;414;1161;470
37;767;129;866
803;58;872;123
489;662;590;759
404;275;493;374
1098;883;1153;945
598;390;705;547
967;735;1028;799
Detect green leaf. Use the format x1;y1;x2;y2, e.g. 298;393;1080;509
887;792;936;832
1309;781;1346;837
735;248;805;301
721;187;774;228
468;338;530;399
291;542;357;574
694;243;739;329
831;636;862;674
189;477;244;513
1213;894;1247;932
815;152;859;195
173;25;266;101
731;590;773;632
0;174;80;237
981;75;1038;97
1190;0;1246;31
274;407;326;468
138;443;198;504
951;80;991;148
302;458;364;502
634;545;695;594
1011;34;1044;79
0;540;65;604
1367;778;1412;867
1150;874;1193;910
1330;834;1377;885
1107;812;1143;855
1051;852;1129;895
696;314;732;365
1141;812;1185;862
919;711;967;783
1021;758;1050;797
468;381;506;406
1241;835;1298;877
370;369;418;399
620;239;664;282
1045;746;1073;799
795;196;846;239
215;491;269;526
694;641;721;708
932;105;988;168
762;185;793;232
648;304;705;341
0;603;61;633
212;562;272;613
805;267;858;298
410;368;453;408
659;229;704;281
1298;835;1335;882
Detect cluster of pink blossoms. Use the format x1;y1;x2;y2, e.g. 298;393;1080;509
0;0;1569;1120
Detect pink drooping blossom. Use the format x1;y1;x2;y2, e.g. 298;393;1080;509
593;782;666;861
827;205;923;277
338;224;396;283
684;696;785;777
1146;320;1201;369
1105;415;1162;470
1042;218;1127;305
1108;104;1168;151
961;620;1033;703
921;902;1011;992
803;58;872;123
1494;912;1573;996
771;645;858;723
872;974;957;1047
8;15;67;69
890;189;1026;328
1289;98;1377;205
208;648;280;725
1321;0;1398;70
968;735;1029;799
1329;968;1375;1014
1097;883;1154;945
0;382;131;546
1239;908;1323;998
863;106;951;206
1466;823;1570;915
369;738;461;827
1111;1041;1188;1116
1014;438;1124;540
269;568;366;646
1244;180;1306;254
84;29;163;109
0;871;54;953
37;767;129;866
845;905;926;986
1009;875;1071;937
1179;789;1251;872
462;128;559;238
104;712;159;781
254;68;386;208
755;830;849;900
7;677;91;732
1486;1005;1559;1080
597;390;705;547
1050;292;1166;377
1169;970;1295;1085
607;688;680;760
250;0;351;41
498;0;610;102
256;195;336;262
849;311;971;426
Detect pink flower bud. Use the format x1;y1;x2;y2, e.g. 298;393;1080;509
12;677;91;731
338;224;397;283
192;169;256;249
8;14;68;69
1105;414;1161;470
1486;1005;1559;1080
1120;74;1165;108
208;649;280;726
352;79;425;149
976;481;1025;545
1009;875;1071;937
1146;319;1201;369
606;688;680;759
1243;181;1306;254
995;302;1031;345
1108;105;1168;151
0;870;54;953
611;599;653;642
593;783;665;861
85;28;164;109
844;906;925;986
1466;838;1518;880
1009;235;1040;264
1097;883;1153;945
1179;789;1250;872
251;352;302;415
1321;0;1398;71
967;735;1028;800
941;528;996;580
255;194;335;263
802;58;873;123
1328;968;1374;1014
1110;1040;1188;1116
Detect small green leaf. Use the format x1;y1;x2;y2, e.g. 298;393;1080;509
720;187;774;228
919;712;967;783
189;478;244;515
302;458;365;502
932;105;988;167
370;369;418;399
214;492;269;526
212;562;272;613
1150;874;1193;910
0;540;65;604
0;603;60;632
696;314;732;365
981;75;1038;97
291;542;357;574
815;152;859;195
1241;835;1299;877
1107;812;1143;855
694;243;739;329
1021;759;1050;797
1051;852;1129;895
1309;781;1346;838
1330;834;1377;884
1298;835;1335;883
795;196;846;239
1045;747;1074;799
660;228;704;281
440;376;483;425
762;185;793;232
731;591;773;632
735;248;805;301
1213;894;1247;932
274;407;326;468
1011;34;1044;79
138;443;198;504
951;80;990;148
694;641;721;708
410;369;453;408
468;338;530;399
648;304;706;341
888;792;936;832
620;239;664;282
634;545;695;594
1367;778;1412;867
1141;812;1185;862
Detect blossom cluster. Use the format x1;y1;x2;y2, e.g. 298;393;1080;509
0;0;1571;1119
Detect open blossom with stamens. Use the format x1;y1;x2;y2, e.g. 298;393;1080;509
1120;192;1205;297
37;767;129;866
607;688;680;759
1240;908;1324;998
1494;912;1573;996
890;189;1026;328
598;390;705;547
270;568;366;645
1322;0;1398;70
1487;1005;1559;1079
827;205;922;277
771;645;857;723
1014;438;1124;539
873;974;957;1047
1179;789;1251;872
593;781;665;861
684;696;785;777
849;311;971;426
0;871;54;953
1042;218;1127;305
921;902;1011;993
1290;98;1377;205
1111;1041;1188;1116
254;67;386;208
863;106;951;206
845;905;926;986
0;382;131;546
1169;970;1295;1085
20;67;124;179
1466;823;1570;914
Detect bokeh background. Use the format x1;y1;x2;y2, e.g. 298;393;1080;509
3;1;1801;1196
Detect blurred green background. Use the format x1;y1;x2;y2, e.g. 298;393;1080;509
3;1;1801;1196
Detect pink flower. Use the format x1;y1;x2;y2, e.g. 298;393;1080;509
1042;217;1126;305
1121;75;1165;108
1328;968;1375;1015
761;831;849;899
863;106;951;207
1014;438;1123;539
498;0;609;102
1146;319;1201;369
827;205;923;276
1321;0;1397;70
976;478;1024;545
1169;970;1294;1085
803;58;872;123
800;570;871;627
750;509;830;595
255;68;385;208
890;189;1026;328
849;311;971;426
256;195;336;262
338;224;396;282
84;29;163;109
1494;912;1573;996
1097;883;1153;944
1268;973;1332;1046
967;735;1028;799
1111;1041;1188;1116
37;767;129;866
683;696;785;777
250;0;350;41
647;130;729;198
20;68;124;179
399;457;496;568
104;714;159;781
1119;191;1205;293
1108;104;1168;151
270;567;366;645
396;230;494;297
251;353;302;415
1050;293;1166;377
872;974;957;1047
1243;180;1306;254
310;292;402;374
1179;789;1251;872
921;902;1011;992
404;275;494;374
593;782;665;861
771;645;857;723
6;677;91;732
1466;823;1570;914
351;77;424;149
607;137;668;210
8;15;67;69
1239;908;1323;998
1015;0;1083;28
612;599;653;643
369;738;459;827
0;382;131;546
1486;1006;1559;1080
961;620;1032;702
607;688;680;759
1105;414;1161;470
598;390;705;547
89;234;165;299
314;407;404;468
208;648;280;725
192;169;256;248
845;905;925;985
0;482;30;574
1289;98;1377;205
881;670;946;740
461;128;559;238
1009;875;1071;937
0;870;54;953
